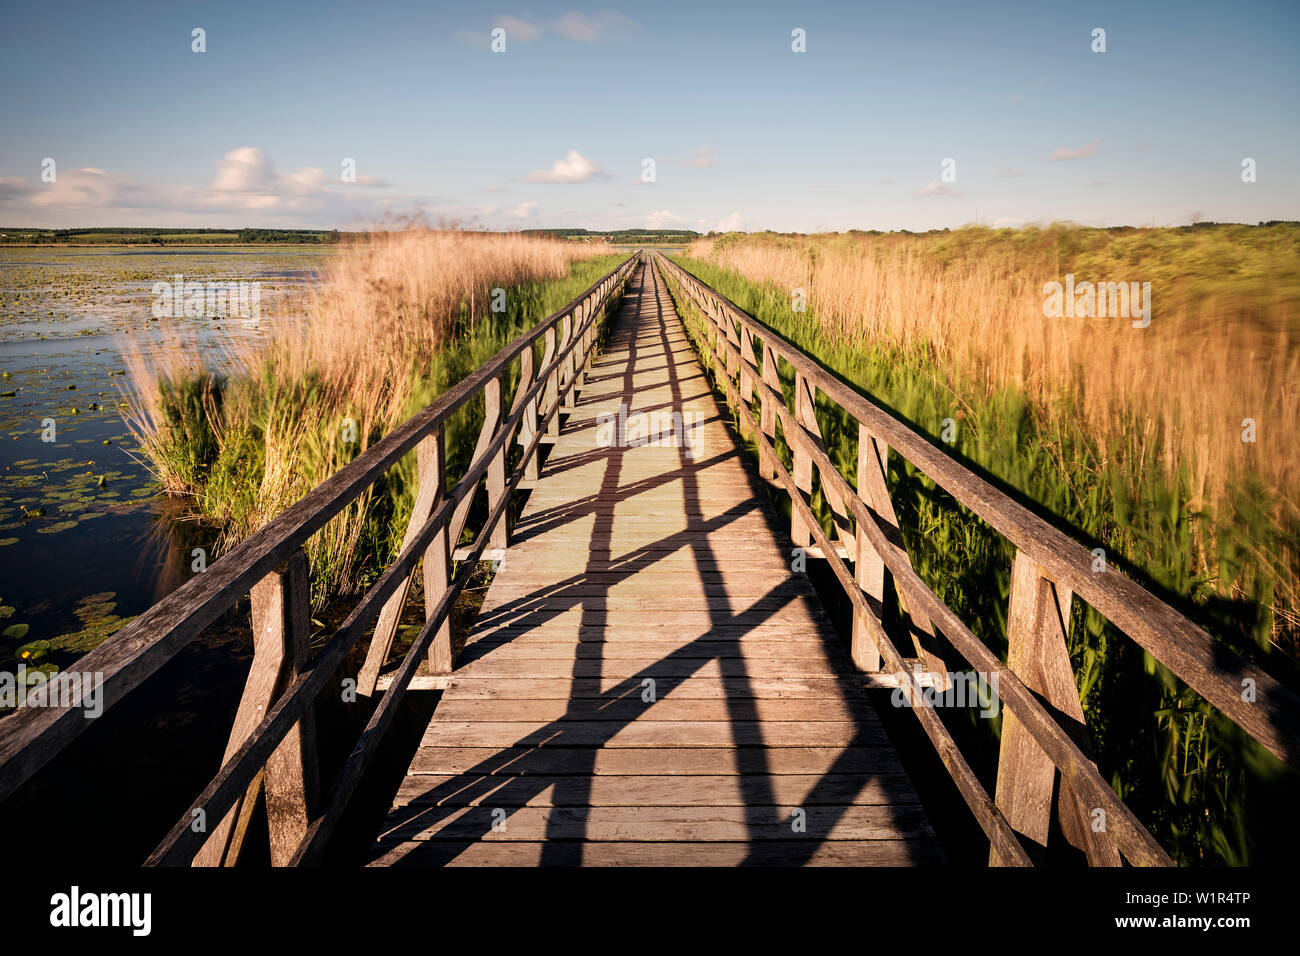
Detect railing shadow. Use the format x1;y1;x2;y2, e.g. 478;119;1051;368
370;259;939;865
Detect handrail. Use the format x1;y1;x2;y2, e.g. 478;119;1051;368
0;252;638;865
654;251;1300;866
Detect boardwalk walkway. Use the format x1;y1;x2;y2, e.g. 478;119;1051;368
370;259;943;865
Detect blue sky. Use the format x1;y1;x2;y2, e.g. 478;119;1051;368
1;0;1296;231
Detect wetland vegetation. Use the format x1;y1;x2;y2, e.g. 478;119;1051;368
670;223;1300;865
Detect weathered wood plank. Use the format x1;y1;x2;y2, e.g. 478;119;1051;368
408;745;906;777
371;839;945;867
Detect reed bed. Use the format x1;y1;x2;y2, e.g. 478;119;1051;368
675;223;1300;864
687;225;1300;632
126;229;612;603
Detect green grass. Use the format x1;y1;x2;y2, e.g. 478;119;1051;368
666;253;1298;866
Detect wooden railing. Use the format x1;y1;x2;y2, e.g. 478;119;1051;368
654;251;1300;867
0;253;639;866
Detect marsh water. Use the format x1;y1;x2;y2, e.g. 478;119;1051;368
0;246;325;670
0;247;345;859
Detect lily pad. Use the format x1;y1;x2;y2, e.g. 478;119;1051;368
15;638;47;659
3;623;30;641
37;520;77;534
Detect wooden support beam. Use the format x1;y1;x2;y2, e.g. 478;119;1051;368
791;371;814;548
542;327;560;439
855;426;946;681
194;550;317;866
484;375;508;551
853;423;886;672
356;430;447;697
759;343;779;481
991;551;1120;866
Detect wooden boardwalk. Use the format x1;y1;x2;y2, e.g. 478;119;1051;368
370;259;943;866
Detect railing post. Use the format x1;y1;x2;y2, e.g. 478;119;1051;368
855;424;947;682
759;342;780;481
543;326;560;438
422;432;453;674
260;550;319;866
484;374;508;550
559;313;576;412
791;371;815;548
194;549;317;867
853;422;885;672
356;428;447;696
991;551;1120;866
520;341;540;481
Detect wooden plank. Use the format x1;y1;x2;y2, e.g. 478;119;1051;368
455;641;849;663
378;804;934;843
408;746;906;777
393;773;913;808
439;677;866;700
371;839;945;867
420;720;877;749
451;658;856;679
433;697;876;724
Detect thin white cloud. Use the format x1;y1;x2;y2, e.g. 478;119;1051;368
915;180;962;197
646;209;688;229
715;210;745;232
495;16;543;43
687;146;715;168
524;149;607;183
553;11;637;43
997;168;1023;177
511;201;540;218
1049;139;1100;161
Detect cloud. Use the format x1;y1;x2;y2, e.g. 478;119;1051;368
997;168;1023;177
29;167;158;208
687;146;715;168
459;11;636;47
524;149;607;183
10;146;411;227
915;180;961;197
495;16;543;43
1085;180;1107;187
0;177;33;202
1011;93;1025;104
646;209;688;229
510;201;540;218
715;210;745;232
1049;139;1100;161
553;11;637;43
992;217;1022;228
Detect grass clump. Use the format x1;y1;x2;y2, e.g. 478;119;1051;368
127;228;619;606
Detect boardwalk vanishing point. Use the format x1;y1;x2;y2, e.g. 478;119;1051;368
371;258;942;865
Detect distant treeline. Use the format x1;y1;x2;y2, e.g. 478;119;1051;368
521;228;703;241
0;227;344;245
